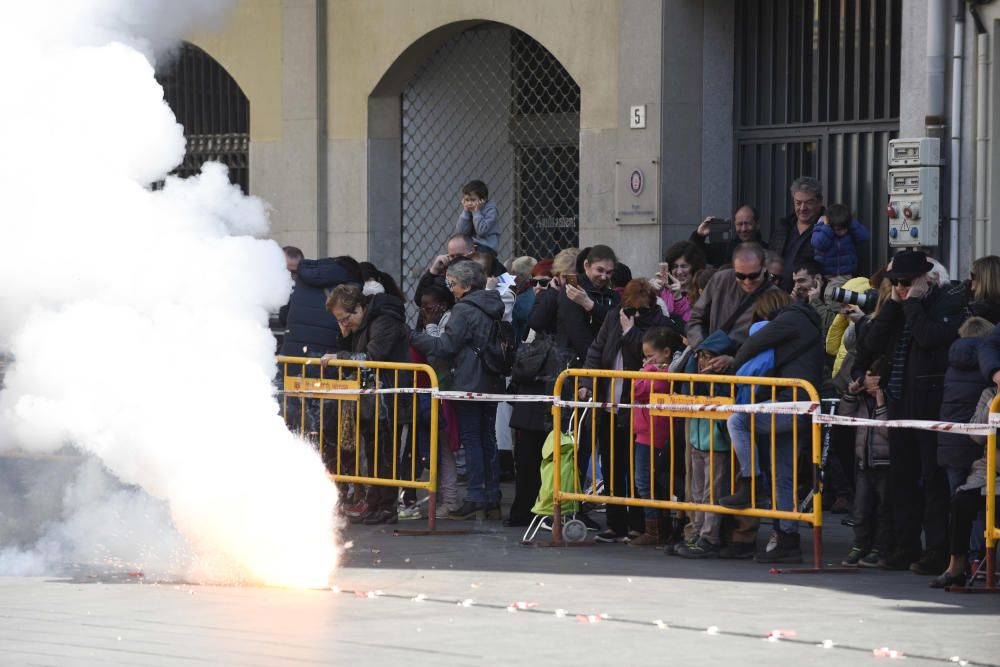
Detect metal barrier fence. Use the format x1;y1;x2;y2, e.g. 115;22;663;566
550;369;825;568
985;393;1000;591
277;355;440;530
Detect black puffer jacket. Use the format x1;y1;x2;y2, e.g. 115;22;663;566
280;259;352;357
729;302;824;401
526;286;559;336
855;285;963;420
346;293;410;364
556;274;620;365
410;288;505;394
938;337;991;468
583;306;681;403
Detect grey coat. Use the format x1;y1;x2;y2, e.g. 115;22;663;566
962;386;1000;496
410;288;506;394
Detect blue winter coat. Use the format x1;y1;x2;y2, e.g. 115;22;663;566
279;259;353;368
939;337;992;468
811;219;870;276
979;321;1000;392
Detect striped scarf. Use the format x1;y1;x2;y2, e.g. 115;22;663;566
885;324;911;404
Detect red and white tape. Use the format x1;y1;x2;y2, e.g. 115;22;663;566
280;386;1000;436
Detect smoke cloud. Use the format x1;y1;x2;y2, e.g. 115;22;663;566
0;2;339;586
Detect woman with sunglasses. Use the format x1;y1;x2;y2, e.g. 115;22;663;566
579;279;684;543
963;255;1000;324
852;250;964;574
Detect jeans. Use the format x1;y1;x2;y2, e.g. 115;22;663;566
634;443;668;520
455;401;500;504
727;408;799;534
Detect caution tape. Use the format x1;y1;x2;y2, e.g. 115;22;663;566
280;385;1000;437
815;413;997;436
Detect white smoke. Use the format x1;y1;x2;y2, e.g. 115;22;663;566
0;2;339;586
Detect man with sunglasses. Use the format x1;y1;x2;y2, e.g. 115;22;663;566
853;250;963;574
687;243;777;371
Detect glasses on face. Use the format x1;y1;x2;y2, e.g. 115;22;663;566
335;311;356;325
530;277;551;287
889;278;912;287
770;273;783;285
622;306;652;318
734;269;763;282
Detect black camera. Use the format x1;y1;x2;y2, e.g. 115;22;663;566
830;286;879;312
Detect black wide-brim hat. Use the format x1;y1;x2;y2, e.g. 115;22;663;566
886;250;934;279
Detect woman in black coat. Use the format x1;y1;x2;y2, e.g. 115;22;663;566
325;285;411;525
581;278;683;542
937;318;995;493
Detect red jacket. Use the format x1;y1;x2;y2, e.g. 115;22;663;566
632;363;672;448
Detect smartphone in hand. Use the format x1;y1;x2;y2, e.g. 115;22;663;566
563;273;579;288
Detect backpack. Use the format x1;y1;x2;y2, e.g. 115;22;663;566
462;300;516;377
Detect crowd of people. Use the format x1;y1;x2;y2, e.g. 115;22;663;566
276;177;1000;589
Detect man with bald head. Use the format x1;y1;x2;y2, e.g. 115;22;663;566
690;204;767;267
687;242;777;354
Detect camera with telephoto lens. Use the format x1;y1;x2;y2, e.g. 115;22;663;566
830;286;879;312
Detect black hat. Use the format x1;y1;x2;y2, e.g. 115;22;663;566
886;250;934;279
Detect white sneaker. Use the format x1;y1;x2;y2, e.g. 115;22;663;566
398;505;424;520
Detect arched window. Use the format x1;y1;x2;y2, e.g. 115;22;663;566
399;24;580;311
156;43;250;193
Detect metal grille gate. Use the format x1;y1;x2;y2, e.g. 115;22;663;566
401;24;579;315
156;43;250;193
735;0;901;274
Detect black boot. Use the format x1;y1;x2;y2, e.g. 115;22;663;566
755;530;802;564
720;476;769;509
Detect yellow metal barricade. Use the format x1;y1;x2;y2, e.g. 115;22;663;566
985;393;1000;590
277;355;440;529
551;368;824;568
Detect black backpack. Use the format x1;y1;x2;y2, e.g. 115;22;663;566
462;300;516;377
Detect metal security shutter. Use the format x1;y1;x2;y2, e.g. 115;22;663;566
156;43;250;193
400;24;580;317
735;0;901;274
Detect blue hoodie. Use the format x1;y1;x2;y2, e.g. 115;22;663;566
735;320;775;404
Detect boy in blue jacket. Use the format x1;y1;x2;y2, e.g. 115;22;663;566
811;203;870;278
456;180;500;256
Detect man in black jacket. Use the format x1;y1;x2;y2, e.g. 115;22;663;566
279;256;358;471
770;176;824;292
690;205;767;268
854;250;963;574
556;244;621;365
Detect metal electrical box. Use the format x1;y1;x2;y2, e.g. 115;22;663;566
887;167;940;247
888;138;941;167
886;137;941;248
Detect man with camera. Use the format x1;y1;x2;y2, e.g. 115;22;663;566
690;204;767;268
790;259;845;338
853;250;963;574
